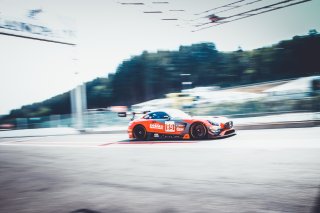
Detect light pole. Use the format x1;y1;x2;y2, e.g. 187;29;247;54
180;73;192;92
70;47;87;131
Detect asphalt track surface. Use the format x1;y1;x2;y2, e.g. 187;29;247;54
0;128;320;213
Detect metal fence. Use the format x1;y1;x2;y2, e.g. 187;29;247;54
12;111;130;130
190;93;320;117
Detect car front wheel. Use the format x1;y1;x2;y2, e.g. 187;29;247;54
190;122;207;140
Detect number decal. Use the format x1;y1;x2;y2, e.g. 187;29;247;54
165;121;175;132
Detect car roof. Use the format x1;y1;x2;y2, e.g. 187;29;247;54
148;108;182;114
146;108;191;117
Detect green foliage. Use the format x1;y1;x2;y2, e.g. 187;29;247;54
6;92;70;118
86;77;113;108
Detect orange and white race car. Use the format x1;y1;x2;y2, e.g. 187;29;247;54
118;109;236;140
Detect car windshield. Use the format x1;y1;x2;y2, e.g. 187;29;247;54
165;109;191;119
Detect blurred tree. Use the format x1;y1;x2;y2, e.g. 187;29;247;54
1;31;319;123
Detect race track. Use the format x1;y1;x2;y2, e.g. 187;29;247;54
0;127;320;213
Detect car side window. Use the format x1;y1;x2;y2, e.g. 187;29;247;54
145;111;169;119
157;112;169;119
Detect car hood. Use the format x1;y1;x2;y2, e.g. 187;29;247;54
194;116;230;124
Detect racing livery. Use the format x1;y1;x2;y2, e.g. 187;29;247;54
118;109;236;140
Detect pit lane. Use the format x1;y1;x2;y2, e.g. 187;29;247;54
0;128;319;213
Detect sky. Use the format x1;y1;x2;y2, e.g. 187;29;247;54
0;0;319;115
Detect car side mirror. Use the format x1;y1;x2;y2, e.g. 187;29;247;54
118;112;127;117
163;115;170;120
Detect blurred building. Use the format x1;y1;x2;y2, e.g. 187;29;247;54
131;75;320;116
264;76;320;98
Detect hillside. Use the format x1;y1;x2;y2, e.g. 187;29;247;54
1;30;320;123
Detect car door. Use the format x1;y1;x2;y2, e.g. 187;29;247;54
143;111;165;134
148;111;176;135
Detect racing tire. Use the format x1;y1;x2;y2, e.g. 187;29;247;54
190;122;207;140
133;125;148;140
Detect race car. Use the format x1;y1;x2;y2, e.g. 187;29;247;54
118;109;236;140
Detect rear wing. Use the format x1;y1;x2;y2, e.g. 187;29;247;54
118;111;150;120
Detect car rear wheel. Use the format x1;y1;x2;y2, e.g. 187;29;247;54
133;125;147;140
190;122;207;140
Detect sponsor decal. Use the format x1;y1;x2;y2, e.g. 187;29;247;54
176;127;184;132
165;121;175;132
150;123;164;130
176;123;185;132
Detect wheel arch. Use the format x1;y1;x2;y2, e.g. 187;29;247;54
132;124;148;140
189;121;208;139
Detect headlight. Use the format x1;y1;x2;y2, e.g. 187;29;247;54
224;121;233;129
207;120;220;126
209;126;218;131
209;126;221;135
